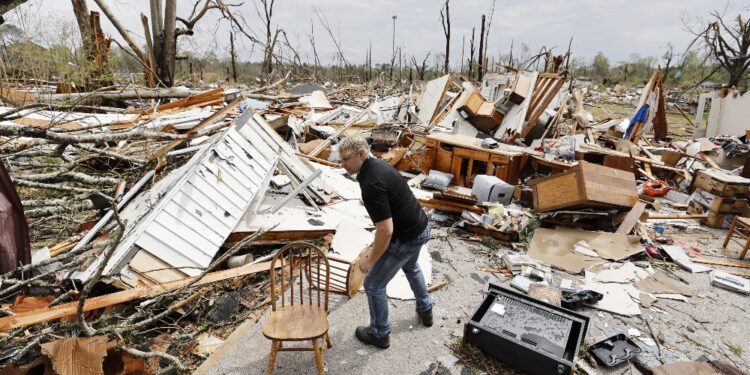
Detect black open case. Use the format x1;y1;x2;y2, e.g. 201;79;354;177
463;284;590;375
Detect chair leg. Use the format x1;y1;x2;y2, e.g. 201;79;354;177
267;340;280;375
312;339;324;375
723;219;737;248
740;239;750;260
326;332;333;349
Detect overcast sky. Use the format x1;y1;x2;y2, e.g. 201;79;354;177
6;0;747;67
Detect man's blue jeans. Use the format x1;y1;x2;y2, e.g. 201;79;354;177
363;225;432;338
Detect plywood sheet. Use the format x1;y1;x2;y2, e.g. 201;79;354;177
416;74;450;125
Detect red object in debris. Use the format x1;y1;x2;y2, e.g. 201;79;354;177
643;180;671;197
645;245;662;258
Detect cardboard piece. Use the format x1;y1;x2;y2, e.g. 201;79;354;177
693;169;750;198
40;336;109;375
528;227;644;274
593;262;651;283
634;271;692;296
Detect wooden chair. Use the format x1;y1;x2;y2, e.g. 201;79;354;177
262;242;331;375
723;216;750;260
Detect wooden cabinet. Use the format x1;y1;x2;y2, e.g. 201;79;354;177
529;161;638;212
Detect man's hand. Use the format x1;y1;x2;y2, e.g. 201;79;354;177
358;254;372;273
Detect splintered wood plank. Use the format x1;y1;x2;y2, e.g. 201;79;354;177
615;201;647;235
0;261;273;332
149;97;242;160
692;257;750;269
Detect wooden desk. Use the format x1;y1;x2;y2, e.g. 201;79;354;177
421;133;533;186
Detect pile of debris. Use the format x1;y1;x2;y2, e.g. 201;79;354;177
0;64;748;374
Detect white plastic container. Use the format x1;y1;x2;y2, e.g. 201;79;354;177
472;175;514;204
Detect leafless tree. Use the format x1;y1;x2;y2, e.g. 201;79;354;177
662;43;674;83
483;0;495;67
696;11;750;87
478;14;485;81
439;0;450;74
93;0;241;87
411;52;431;80
468;27;475;76
254;0;275;77
313;7;349;68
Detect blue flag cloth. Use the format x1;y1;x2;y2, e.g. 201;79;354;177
625;104;650;138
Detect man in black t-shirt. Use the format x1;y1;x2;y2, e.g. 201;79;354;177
338;135;433;349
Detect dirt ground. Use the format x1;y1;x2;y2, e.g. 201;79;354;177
200;217;750;375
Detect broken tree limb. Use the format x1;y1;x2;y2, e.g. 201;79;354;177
74;144;148;164
39;87;206;103
76;203;126;336
19;171;119;186
0;123;188;143
0;260;275;332
246;70;291;94
25;201;97;218
111;224;278;333
117;345;186;371
12;178;113;197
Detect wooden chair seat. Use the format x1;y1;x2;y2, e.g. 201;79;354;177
262;305;328;341
737;216;750;227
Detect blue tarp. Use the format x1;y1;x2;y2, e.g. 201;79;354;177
625;104;649;139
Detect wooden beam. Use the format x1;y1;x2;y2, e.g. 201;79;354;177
691;257;750;270
647;213;708;220
0;261;274;332
307;102;374;158
615;201;647;234
149;97;241;160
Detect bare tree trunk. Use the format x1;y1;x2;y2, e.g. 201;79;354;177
150;0;163;55
478;15;485;82
440;0;450;74
160;0;177;87
230;31;237;83
71;0;92;58
469;28;475;77
460;34;465;75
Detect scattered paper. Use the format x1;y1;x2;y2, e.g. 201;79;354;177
491;303;506;316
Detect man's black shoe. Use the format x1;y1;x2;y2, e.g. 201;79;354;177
417;307;433;327
355;326;390;349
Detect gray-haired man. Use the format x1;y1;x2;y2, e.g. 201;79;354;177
338;135;433;349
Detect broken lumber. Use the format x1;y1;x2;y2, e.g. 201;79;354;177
616;201;648;235
691;257;750;269
149;97;242;160
0;261;274;332
647;213;708;220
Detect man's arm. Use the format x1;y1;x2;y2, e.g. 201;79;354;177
359;218;393;273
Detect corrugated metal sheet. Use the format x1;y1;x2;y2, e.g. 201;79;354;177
73;110;278;283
